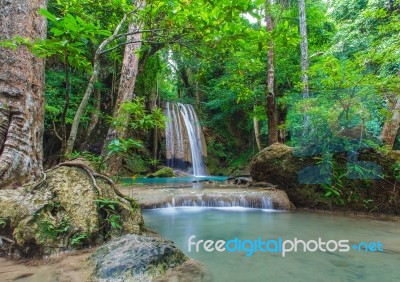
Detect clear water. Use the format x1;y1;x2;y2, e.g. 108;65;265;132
143;208;400;282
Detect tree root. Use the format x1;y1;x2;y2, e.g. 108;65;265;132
0;236;15;245
44;160;129;201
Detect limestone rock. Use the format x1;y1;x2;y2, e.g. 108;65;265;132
91;234;188;282
0;162;143;257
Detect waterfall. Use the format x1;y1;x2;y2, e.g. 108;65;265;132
165;102;208;176
158;194;274;209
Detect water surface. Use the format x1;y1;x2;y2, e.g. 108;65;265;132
143;208;400;282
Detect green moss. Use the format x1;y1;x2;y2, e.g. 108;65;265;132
147;167;175;178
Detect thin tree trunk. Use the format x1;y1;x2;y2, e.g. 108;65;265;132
60;48;70;161
80;88;101;150
253;115;262;151
0;0;47;188
382;95;400;148
265;0;279;145
299;0;310;136
64;13;128;156
102;11;144;175
151;81;159;163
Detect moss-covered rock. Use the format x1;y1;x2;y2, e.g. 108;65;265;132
147;167;175;178
250;143;400;214
0;160;143;257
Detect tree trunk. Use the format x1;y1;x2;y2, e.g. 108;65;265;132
265;0;279;145
382;96;400;148
80;88;101;150
299;0;310;136
102;15;144;175
60;48;70;161
254;116;262;152
0;0;47;189
64;13;129;157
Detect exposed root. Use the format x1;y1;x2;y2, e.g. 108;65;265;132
45;160;129;201
0;236;15;244
23;173;47;191
46;161;104;197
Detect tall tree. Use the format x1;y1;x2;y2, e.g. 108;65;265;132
64;13;129;156
381;72;400;148
0;0;47;188
102;1;145;175
265;0;279;145
298;0;310;135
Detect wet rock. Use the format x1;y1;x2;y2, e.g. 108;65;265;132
249;182;277;189
225;176;252;186
233;177;252;185
129;188;292;210
91;234;188;282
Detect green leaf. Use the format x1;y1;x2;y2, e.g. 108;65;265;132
39;9;57;22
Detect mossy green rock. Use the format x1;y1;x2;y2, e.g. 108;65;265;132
0;162;144;257
250;143;400;214
147;167;175;178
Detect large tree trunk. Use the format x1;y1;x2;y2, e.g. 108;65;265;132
102;13;144;175
299;0;310;136
265;0;279;145
0;0;47;188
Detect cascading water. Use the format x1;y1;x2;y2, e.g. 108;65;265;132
165;102;208;176
158;194;274;209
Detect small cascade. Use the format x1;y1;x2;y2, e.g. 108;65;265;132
162;194;274;209
165;102;208;176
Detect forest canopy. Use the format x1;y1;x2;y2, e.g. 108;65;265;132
1;0;399;179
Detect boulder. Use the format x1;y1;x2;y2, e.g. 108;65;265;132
250;143;400;214
0;160;143;257
91;234;189;282
147;167;175;178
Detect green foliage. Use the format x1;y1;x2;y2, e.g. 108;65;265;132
94;198;123;238
125;154;150;175
0;218;6;228
38;8;111;71
107;138;143;156
38;216;70;243
109;98;166;131
70;233;89;247
45;70;91;130
66;151;105;171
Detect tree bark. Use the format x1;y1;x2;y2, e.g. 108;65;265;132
254;116;262;152
382;96;400;148
60;48;70;161
80;88;101;150
299;0;310;136
265;0;279;145
0;0;47;188
102;11;144;176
